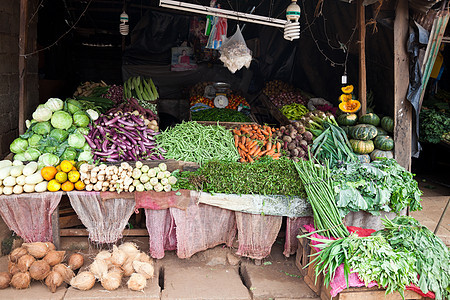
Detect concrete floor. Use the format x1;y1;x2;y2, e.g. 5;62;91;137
0;176;448;299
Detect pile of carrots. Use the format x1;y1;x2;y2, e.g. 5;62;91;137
233;124;282;163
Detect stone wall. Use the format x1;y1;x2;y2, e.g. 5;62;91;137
0;0;39;246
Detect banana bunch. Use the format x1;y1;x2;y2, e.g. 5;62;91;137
123;76;159;101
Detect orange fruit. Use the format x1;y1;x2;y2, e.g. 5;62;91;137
55;171;68;184
68;170;80;183
61;181;74;192
41;166;58;181
60;160;73;173
56;165;62;172
71;166;77;171
47;179;61;192
74;180;85;191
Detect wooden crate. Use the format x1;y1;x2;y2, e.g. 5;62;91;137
296;230;323;295
254;92;290;125
196;120;258;129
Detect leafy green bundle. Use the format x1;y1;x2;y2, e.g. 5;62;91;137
419;108;450;144
175;157;306;197
377;216;450;300
191;108;252;122
331;159;422;216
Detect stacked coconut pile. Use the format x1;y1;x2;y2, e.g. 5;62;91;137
71;242;154;292
0;242;83;292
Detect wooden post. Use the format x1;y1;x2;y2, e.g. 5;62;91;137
18;0;28;135
393;0;412;170
51;206;60;249
357;0;366;115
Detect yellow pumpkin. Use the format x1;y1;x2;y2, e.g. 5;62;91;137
339;99;361;113
341;85;354;94
339;94;352;102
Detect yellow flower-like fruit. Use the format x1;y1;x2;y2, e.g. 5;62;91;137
60;160;73;173
341;85;354;94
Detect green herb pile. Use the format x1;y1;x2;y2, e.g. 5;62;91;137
294;158;349;238
309;234;418;298
191;108;252;122
156;121;240;165
331;159;422;216
376;216;450;300
419;108;450;144
175;157;306;197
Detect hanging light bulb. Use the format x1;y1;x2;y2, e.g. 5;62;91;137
120;11;129;35
284;0;301;41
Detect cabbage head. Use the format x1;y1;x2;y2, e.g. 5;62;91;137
49;128;69;143
68;133;86;149
86;109;99;121
38;153;59;168
24;148;41;161
51;111;73;130
45;98;64;112
61;147;77;161
28;134;42;147
77;127;89;136
44;146;57;154
13;153;27;161
66;99;83;115
82;142;91;151
32;104;52;122
26;119;37;129
32;121;52;135
73;111;90;127
78;150;93;163
10;138;28;154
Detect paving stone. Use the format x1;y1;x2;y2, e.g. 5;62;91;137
64;278;160;300
161;265;250;300
240;261;317;300
227;252;241;266
0;281;67;300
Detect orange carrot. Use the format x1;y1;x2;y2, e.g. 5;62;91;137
248;145;259;156
261;129;270;136
238;143;247;152
248;156;254;163
266;141;272;152
240;158;246;163
249;140;258;149
240;136;245;145
266;149;275;157
234;135;239;147
272;153;281;159
253;147;262;157
276;142;281;153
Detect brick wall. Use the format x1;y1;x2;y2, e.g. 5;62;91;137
0;0;39;158
0;0;39;245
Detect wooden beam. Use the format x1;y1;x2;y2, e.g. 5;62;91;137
357;0;366;115
18;0;28;135
393;0;412;170
51;207;60;250
60;228;149;237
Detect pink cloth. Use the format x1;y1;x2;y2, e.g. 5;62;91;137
283;217;314;257
0;192;62;242
145;208;177;259
135;189;191;210
235;212;282;259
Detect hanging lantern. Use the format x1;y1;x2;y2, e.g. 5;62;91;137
284;0;301;41
120;11;129;36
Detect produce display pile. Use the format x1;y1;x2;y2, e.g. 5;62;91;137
232;124;281;162
274;122;313;161
123;76;159;113
189;94;249;110
419;108;450;144
1;241;83;292
307;216;449;300
191;108;251;122
263;80;308;108
280;103;309;120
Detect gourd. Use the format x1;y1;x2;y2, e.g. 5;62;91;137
3;176;16;187
35;181;48;193
370;150;394;160
23;184;36;193
0;166;13;180
357;154;371;163
3;186;13;195
16;175;26;186
337;113;358;126
341;126;352;137
23;162;38;176
25;171;44;185
0;160;12;169
358;113;380;127
381;116;394;133
350;139;375;154
376;127;388;136
350;124;378;141
10;165;25;177
339;100;361;113
13;185;23;194
374;135;394;151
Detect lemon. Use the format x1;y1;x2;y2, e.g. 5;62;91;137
60;160;73;173
68;170;80;183
55;171;68;184
47;179;61;192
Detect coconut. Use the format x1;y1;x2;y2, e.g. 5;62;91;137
43;250;65;267
45;270;63;293
29;260;51;280
127;273;146;291
132;261;154;279
8;262;20;276
17;254;35;272
0;272;11;289
118;242;139;258
95;250;111;261
68;253;84;270
121;260;134;277
101;271;122;291
108;264;124;276
22;242;50;258
9;247;28;263
53;264;74;284
45;242;56;251
134;252;152;263
11;272;31;289
89;259;108;280
70;271;96;291
110;245;126;266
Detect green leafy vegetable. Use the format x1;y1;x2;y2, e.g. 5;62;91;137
191;108;252;122
419;108;450;144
